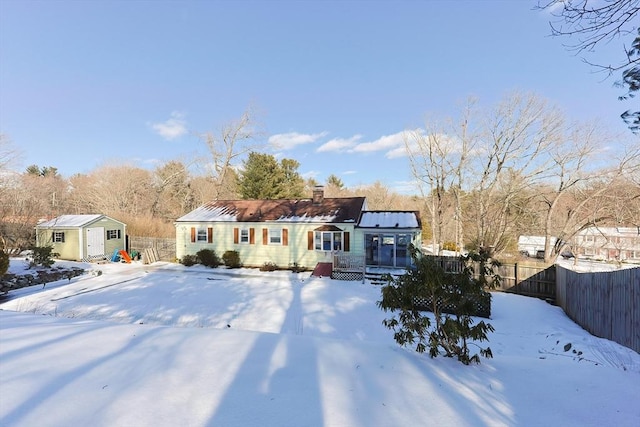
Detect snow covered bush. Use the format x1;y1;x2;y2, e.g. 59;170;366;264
377;246;500;365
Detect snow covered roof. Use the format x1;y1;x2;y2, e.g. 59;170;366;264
36;214;106;228
518;236;547;246
356;211;421;229
576;227;640;237
176;197;367;224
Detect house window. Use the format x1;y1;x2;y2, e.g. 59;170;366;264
52;231;65;243
315;231;343;251
269;228;282;245
106;229;121;240
191;226;213;243
585;235;594;242
240;228;250;243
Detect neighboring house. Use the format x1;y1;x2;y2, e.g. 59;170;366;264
35;214;127;262
572;226;640;262
517;236;557;258
175;187;422;274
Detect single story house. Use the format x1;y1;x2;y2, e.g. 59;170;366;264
175;187;422;276
35;214;127;262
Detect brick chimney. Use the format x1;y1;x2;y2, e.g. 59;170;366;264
312;185;324;205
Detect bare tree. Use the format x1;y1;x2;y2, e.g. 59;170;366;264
406;129;458;254
151;160;197;219
468;93;563;253
523;120;640;261
0;134;21;174
68;164;155;217
198;107;262;199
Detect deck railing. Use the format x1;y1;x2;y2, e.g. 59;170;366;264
333;253;365;272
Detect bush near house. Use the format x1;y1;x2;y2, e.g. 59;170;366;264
260;261;278;272
222;251;242;268
180;254;198;267
196;249;221;268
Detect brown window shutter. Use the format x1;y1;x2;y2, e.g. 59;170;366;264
307;231;314;250
249;228;255;244
263;228;268;245
233;228;239;244
344;232;350;252
207;227;213;243
191;227;196;243
282;228;288;246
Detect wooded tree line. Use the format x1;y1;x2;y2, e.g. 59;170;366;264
1;93;639;261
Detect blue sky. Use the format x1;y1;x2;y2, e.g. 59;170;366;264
0;0;635;193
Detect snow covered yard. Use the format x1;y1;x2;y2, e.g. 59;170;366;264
1;259;639;427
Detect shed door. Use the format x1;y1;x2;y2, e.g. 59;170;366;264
86;227;105;257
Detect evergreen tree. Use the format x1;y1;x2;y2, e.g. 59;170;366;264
377;246;500;365
237;152;305;199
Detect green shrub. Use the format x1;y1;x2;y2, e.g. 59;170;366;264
180;254;198;267
0;250;9;276
222;250;242;268
377;245;500;365
260;261;277;272
197;249;221;268
28;245;58;268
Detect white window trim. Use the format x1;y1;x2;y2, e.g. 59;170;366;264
269;228;282;245
314;231;343;251
240;228;250;244
196;228;208;242
52;231;65;243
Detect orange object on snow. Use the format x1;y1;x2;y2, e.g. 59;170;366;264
118;250;132;263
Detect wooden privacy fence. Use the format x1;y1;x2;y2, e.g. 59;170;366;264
429;256;556;302
129;237;175;262
556;266;640;354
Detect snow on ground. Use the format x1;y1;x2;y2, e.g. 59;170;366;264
1;258;639;427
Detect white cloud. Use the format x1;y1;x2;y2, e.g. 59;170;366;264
385;146;409;159
317;135;362;153
269;131;329;150
351;131;409;155
150;111;188;140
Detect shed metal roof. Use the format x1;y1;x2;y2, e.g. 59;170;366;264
36;214;122;228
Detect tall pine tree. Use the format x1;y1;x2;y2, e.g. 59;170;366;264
237;152;305;199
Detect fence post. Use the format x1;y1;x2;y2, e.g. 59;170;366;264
514;262;518;288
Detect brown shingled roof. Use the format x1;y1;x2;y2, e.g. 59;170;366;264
176;197;366;223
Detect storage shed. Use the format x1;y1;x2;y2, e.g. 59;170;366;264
35;214;127;262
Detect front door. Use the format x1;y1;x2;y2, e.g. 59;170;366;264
86;227;105;257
